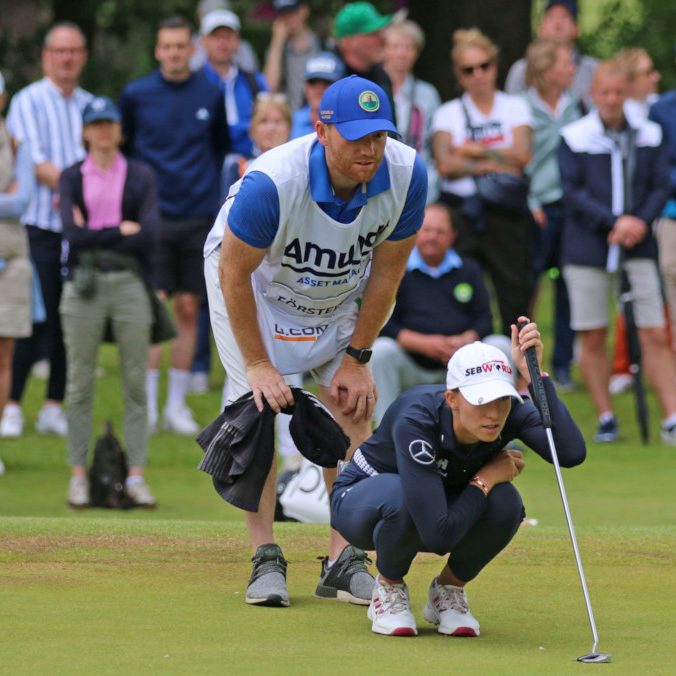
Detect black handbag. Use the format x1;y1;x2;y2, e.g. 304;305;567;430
460;99;530;213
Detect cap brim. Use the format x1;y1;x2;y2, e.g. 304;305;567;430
84;113;121;124
335;118;398;141
459;379;523;405
305;72;340;82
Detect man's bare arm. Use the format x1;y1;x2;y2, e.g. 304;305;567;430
35;161;61;190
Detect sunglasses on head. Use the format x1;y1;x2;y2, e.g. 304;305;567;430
460;60;493;76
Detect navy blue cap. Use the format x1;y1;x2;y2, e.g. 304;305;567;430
304;52;345;82
82;96;121;125
545;0;578;19
318;75;397;141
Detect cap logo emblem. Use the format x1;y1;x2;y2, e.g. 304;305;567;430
358;90;380;112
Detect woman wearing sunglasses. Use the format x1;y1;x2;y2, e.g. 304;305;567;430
431;29;533;338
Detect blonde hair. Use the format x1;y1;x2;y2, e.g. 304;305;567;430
525;39;570;90
249;94;292;133
451;28;498;70
385;19;425;52
614;48;652;81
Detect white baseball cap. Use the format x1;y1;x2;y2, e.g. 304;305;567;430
200;9;240;35
446;342;522;405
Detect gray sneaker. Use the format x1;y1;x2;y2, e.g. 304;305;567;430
245;544;290;607
67;477;90;509
314;545;374;605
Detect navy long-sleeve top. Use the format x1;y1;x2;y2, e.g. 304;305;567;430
59;158;159;288
356;378;586;555
119;70;229;218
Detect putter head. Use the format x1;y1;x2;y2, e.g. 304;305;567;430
577;652;612;663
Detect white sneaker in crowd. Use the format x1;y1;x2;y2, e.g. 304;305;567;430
0;404;24;438
423;577;480;636
189;372;210;394
367;577;418;636
162;404;199;435
36;405;68;436
67;477;90;508
126;478;157;508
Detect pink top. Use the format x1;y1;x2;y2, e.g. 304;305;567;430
81;152;127;230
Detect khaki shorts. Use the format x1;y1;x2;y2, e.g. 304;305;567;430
205;249;357;401
0;221;32;338
563;259;665;331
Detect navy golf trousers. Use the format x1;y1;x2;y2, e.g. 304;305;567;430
331;464;524;581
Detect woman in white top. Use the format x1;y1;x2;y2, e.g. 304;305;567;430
432;29;533;336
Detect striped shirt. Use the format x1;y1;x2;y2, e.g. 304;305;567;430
6;77;92;232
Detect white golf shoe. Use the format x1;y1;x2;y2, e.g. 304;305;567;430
0;404;24;438
162;404;199;435
36;405;68;436
367;577;418;636
423;577;480;636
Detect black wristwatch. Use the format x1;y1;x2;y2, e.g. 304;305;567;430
346;345;373;364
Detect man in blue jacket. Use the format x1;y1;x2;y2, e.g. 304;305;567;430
558;60;676;444
120;16;229;436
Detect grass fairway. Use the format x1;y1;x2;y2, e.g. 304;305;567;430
2;285;676;674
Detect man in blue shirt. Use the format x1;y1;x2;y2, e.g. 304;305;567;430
120;16;229;436
203;75;427;608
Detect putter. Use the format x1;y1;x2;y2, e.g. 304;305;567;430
518;322;612;664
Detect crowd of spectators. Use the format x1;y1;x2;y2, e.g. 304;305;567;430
1;0;676;497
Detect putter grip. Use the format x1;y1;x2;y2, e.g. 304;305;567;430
517;320;552;427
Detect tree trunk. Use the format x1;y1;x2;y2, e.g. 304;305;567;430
408;0;532;101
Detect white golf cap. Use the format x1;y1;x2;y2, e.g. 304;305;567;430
446;342;522;405
200;9;240;35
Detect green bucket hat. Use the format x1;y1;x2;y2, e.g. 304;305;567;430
334;2;392;39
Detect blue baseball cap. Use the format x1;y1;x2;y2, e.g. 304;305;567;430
82;96;121;125
318;75;397;141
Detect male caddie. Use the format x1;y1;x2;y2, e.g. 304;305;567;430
203;75;427;606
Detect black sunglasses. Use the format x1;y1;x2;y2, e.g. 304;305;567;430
460;60;493;76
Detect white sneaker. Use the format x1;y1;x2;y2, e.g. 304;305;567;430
367;578;418;636
126;478;157;508
36;405;68;436
0;404;24;438
162;404;199;435
67;477;90;508
423;577;480;636
189;372;210;394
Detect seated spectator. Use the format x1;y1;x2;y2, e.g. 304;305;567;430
505;0;597;110
263;1;321;111
59;97;159;507
190;0;259;73
201;8;267;158
432;28;533;337
383;19;441;203
558;61;676;444
371;202;511;424
522;39;582;390
290;51;344;138
0;75;34;476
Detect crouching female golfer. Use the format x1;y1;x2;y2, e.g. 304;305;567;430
330;318;586;636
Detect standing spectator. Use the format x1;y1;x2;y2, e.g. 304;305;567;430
263;1;321;112
333;2;395;112
432;29;533;337
0;73;34;474
649;56;676;352
1;22;92;439
523;39;581;390
559;61;676;444
201;8;267;158
616;48;660;124
190;0;260;74
290;51;344;138
370;202;511;424
505;0;597;110
59;97;159;508
120;16;228;435
383;19;441;204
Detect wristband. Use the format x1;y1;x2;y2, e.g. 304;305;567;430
470;475;489;497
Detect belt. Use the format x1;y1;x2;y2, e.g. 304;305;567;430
352;448;379;477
